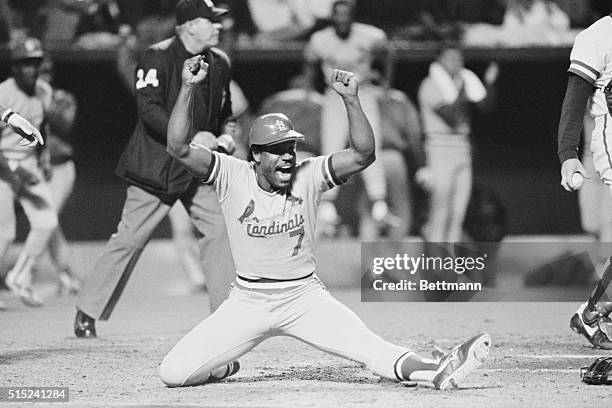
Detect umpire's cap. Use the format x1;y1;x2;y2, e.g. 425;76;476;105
176;0;228;25
10;37;44;63
249;113;305;148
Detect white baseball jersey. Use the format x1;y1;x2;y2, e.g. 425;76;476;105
305;22;387;84
568;15;612;118
0;78;51;159
204;152;342;283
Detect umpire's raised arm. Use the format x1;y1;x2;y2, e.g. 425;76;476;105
327;69;376;181
167;56;216;179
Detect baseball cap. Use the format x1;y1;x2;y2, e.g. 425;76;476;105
249;113;305;148
176;0;228;25
10;37;44;63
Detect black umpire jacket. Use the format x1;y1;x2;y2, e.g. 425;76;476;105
115;36;232;202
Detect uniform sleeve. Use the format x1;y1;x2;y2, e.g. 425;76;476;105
301;155;344;196
568;27;604;86
202;151;245;202
135;48;170;143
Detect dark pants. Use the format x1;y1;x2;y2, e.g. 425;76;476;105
77;183;235;320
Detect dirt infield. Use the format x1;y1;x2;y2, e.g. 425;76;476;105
1;240;612;407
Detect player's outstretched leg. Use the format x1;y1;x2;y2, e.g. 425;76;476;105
287;284;490;389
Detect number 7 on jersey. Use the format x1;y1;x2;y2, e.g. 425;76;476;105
290;226;305;256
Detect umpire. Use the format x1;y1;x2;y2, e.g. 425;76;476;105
74;0;236;337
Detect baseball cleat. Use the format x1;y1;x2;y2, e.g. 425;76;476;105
432;332;491;390
74;309;97;338
570;302;599;338
570;302;612;349
208;361;240;382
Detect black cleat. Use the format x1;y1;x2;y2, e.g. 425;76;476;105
74;309;97;338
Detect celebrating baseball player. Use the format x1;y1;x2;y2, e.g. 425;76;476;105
557;13;612;349
158;57;491;389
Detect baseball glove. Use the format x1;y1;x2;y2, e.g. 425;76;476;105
581;356;612;385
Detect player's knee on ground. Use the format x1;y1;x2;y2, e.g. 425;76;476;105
159;352;215;387
159;354;191;387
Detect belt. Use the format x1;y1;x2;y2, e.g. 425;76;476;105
236;272;314;284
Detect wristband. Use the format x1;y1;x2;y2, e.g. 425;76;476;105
1;108;15;124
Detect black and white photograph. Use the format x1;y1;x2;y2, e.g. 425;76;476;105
2;0;612;406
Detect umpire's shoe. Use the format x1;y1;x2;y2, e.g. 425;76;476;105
432;333;491;390
570;302;612;349
74;309;97;338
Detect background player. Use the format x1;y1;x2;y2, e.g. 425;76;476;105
557;12;612;349
417;47;498;243
158;58;491;390
0;37;58;307
303;0;394;235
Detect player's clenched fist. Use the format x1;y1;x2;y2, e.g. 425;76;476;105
181;55;208;86
189;131;218;151
331;69;358;97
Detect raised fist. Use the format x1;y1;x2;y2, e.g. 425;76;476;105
217;133;236;155
182;55;209;86
331;69;358;97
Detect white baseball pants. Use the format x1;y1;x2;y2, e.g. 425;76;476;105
422;137;472;243
159;276;408;386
